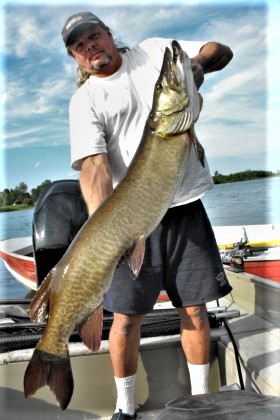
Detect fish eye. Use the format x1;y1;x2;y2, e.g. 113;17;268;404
156;83;163;91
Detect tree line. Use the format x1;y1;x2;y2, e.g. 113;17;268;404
0;180;52;207
212;169;279;184
0;169;279;207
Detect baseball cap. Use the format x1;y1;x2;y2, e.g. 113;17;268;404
61;11;105;46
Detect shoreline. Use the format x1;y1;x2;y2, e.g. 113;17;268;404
0;205;34;213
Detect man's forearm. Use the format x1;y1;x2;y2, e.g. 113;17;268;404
80;153;113;217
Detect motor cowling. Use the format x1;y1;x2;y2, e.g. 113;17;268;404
32;180;88;286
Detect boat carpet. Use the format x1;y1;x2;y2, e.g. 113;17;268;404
0;309;222;353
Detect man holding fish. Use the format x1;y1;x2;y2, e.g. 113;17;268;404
63;11;232;419
24;10;233;418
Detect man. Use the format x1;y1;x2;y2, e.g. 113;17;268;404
61;11;233;420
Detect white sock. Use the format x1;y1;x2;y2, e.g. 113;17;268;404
114;374;136;415
187;362;209;395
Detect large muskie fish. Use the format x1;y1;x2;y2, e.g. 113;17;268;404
24;40;203;410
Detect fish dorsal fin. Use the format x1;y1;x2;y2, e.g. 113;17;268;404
29;270;53;322
127;237;146;278
77;304;103;352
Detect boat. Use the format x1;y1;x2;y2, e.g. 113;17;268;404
214;224;280;283
1;227;280;418
0;266;279;418
0;236;36;290
1;224;280;291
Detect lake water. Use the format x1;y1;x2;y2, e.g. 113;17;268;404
202;177;280;226
0;177;279;299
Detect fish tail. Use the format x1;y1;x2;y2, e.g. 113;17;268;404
24;348;73;411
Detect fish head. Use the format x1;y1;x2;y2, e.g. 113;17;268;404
150;40;201;138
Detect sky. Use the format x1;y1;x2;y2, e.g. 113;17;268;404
0;0;279;192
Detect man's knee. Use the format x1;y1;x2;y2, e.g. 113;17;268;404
177;304;209;329
112;313;145;335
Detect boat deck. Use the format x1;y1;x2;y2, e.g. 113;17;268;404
0;269;279;419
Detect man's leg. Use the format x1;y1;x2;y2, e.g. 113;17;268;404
177;304;210;394
109;313;145;417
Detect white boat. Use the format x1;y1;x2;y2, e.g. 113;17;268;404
0;224;280;418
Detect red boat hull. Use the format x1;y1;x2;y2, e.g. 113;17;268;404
244;260;280;282
0;251;36;283
0;237;37;290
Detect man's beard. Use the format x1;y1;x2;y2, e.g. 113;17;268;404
90;54;112;71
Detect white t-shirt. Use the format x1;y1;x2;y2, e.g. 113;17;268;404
69;37;214;207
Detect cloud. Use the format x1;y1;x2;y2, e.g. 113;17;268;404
1;127;42;148
10;15;43;57
206;69;260;102
1;1;278;173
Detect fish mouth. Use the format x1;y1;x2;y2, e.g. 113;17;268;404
155;41;186;113
150;40;200;137
171;40;185;87
171;40;181;65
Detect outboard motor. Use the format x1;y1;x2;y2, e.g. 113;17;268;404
32;180;88;286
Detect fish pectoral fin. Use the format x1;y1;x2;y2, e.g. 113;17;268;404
24;348;73;411
190;126;205;168
127;236;146;278
29;270;53;322
77;304;103;352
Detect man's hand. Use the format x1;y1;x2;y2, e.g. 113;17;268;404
193;42;233;75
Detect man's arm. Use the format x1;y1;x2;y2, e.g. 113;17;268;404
191;42;233;89
80;153;113;216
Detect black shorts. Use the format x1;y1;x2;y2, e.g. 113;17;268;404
103;200;232;314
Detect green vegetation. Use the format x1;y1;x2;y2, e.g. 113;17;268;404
0;180;52;211
0;170;279;211
0;204;35;213
212;170;279;184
